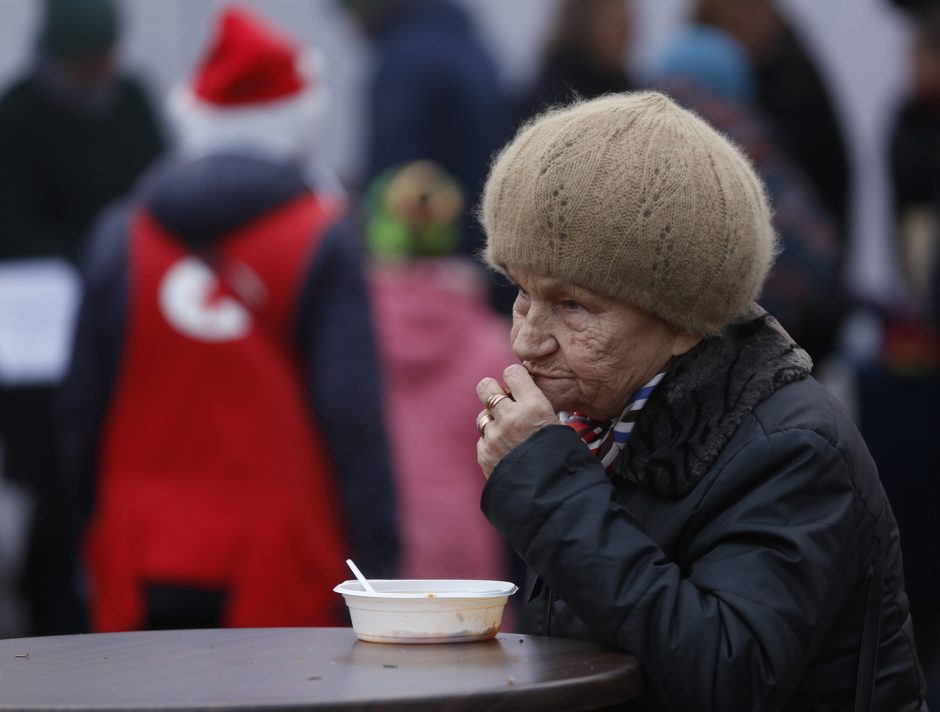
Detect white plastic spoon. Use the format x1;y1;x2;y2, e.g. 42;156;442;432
346;558;377;594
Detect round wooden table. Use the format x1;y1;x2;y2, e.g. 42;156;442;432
0;627;642;711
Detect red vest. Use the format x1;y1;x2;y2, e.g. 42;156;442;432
87;194;348;631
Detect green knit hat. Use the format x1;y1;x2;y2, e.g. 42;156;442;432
365;161;464;261
481;91;777;334
38;0;120;58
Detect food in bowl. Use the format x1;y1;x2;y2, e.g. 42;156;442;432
333;579;518;644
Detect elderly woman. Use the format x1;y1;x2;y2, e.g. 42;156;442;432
474;92;925;711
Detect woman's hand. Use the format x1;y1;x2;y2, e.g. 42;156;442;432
476;364;558;479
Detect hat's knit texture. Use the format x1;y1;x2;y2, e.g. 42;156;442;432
481;91;777;334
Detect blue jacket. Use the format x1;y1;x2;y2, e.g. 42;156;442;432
364;0;507;256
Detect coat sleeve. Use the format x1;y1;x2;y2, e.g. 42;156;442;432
55;207;131;630
57;207;131;535
482;423;862;712
296;218;400;579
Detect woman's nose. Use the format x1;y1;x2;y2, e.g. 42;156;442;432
512;307;556;361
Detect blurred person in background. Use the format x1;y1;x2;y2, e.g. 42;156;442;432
364;160;513;585
339;0;508;261
688;0;852;362
515;0;635;125
58;5;398;632
655;20;844;367
0;0;164;635
0;0;164;263
752;5;852;238
862;0;940;702
891;3;940;311
694;0;852;237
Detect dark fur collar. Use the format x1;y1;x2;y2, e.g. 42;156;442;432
616;304;813;498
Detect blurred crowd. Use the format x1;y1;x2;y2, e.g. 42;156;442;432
0;0;937;703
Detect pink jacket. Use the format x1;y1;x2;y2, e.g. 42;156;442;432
370;259;515;581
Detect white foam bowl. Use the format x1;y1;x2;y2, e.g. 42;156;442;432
333;579;518;644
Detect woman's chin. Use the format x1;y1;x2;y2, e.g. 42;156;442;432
533;380;577;413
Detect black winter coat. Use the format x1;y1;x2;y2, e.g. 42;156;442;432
482;306;926;711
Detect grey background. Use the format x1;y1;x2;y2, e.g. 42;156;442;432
0;0;914;301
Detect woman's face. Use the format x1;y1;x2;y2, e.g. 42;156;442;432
509;268;698;421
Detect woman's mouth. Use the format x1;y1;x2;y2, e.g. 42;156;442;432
524;365;568;381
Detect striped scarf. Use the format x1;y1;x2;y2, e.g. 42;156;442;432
564;371;665;475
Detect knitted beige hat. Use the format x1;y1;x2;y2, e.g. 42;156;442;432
481;91;777;334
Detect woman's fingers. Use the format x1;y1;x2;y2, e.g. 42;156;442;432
476;437;497;479
475;365;559;479
476;376;507;406
502;364;546;405
503;365;555;420
476;408;494;437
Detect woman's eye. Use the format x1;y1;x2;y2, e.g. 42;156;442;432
563;299;582;311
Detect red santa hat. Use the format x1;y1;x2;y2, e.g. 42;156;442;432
169;5;326;160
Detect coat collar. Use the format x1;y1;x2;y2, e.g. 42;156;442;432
616;303;813;497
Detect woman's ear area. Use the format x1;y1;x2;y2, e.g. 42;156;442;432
671;329;704;357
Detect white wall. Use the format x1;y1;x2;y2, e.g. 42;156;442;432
0;0;916;302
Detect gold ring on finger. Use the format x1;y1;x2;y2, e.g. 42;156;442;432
486;393;511;410
476;412;495;437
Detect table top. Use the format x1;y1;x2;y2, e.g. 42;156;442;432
0;627;642;711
